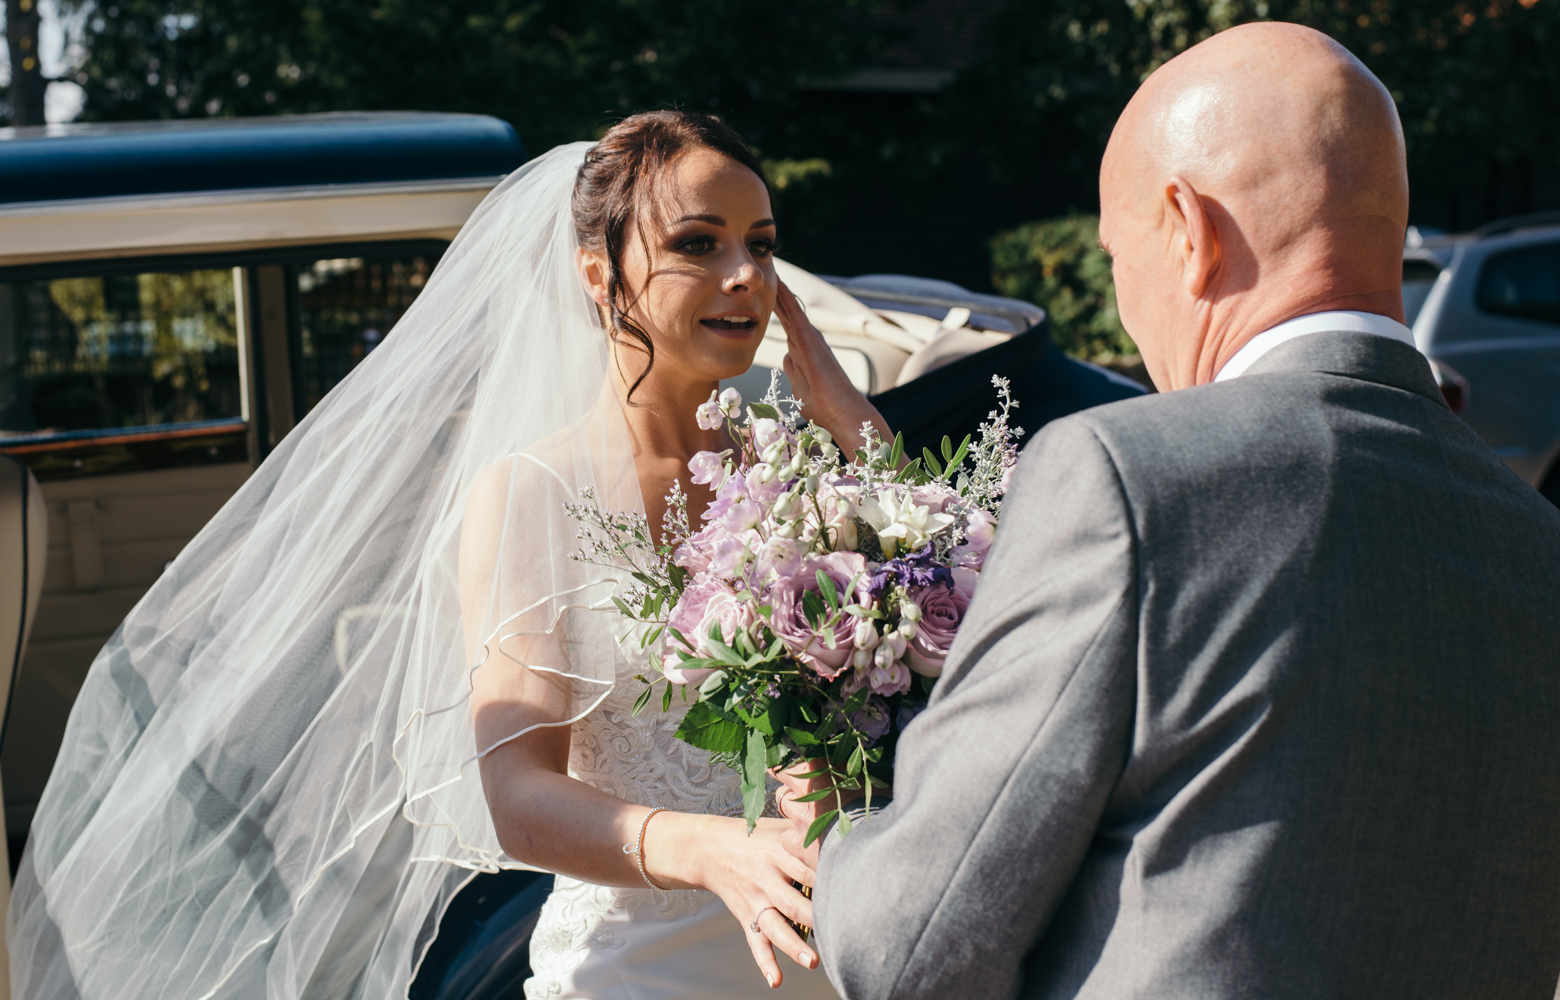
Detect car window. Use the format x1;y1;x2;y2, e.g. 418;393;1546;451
1402;260;1442;326
297;253;440;412
0;268;242;438
1476;243;1560;326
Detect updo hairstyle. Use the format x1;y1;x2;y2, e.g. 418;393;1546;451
572;110;768;402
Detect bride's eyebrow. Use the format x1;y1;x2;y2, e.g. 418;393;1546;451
748;218;776;230
675;213;726;226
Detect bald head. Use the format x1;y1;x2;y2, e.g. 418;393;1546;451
1099;24;1409;390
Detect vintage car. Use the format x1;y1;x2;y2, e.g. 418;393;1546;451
0;111;1140;997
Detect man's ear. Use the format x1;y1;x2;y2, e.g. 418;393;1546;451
1164;176;1220;298
575;247;612;308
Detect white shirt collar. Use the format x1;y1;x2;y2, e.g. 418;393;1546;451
1213;311;1416;383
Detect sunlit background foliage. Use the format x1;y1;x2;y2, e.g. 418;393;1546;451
4;0;1556;361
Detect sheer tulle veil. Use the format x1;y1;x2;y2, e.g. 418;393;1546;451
6;142;645;999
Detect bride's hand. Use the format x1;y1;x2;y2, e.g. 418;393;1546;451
776;280;893;458
643;813;820;988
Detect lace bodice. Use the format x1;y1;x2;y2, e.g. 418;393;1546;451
523;622;755;998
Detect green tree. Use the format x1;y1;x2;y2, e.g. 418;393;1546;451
991;215;1133;362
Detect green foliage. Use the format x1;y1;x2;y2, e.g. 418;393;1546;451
990;214;1136;363
56;0;884;156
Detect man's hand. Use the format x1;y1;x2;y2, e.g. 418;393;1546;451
774;763;841;873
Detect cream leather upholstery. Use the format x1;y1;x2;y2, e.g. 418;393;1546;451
0;454;47;999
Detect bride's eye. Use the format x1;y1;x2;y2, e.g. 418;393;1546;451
748;238;777;257
674;235;717;255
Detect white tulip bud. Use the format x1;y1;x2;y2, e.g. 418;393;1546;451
835;497;856;519
885;633;908;658
853;619;880;649
762;441;785;465
873;645;895;669
804;474;820;494
901;602;923;623
852;646;874;668
820;443;838;462
774;520;797;539
773;493;797;518
754;462;778;483
898;619;919;640
814;427;833;446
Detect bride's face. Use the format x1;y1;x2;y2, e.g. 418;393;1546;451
583;147;778;385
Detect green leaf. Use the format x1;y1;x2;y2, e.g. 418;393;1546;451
765;741;787;768
697;669;729;697
922;448;944;477
674;701;746;754
662;682;674;712
847;743;864;777
630;571;654;587
888;432;905;468
941;435;954;462
835;809;853;836
803;810;840;848
784;726;822;747
668;626;696;652
612;596;635;618
843;687;870;713
801;590;827;627
669;563;687;591
948;434;972;472
748;402;781;421
741;729;768;834
786;765;832;779
816;570;838;611
736;694;789;737
631;685;653;717
796;702;819;725
791;785;842;803
644;624;664;647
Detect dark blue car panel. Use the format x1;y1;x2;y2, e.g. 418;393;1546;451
0;112;525;205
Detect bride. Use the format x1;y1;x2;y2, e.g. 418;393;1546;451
7;111;889;999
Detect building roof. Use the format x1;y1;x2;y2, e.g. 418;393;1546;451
0;111;525;206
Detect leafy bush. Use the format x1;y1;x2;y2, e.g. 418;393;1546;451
990;214;1138;363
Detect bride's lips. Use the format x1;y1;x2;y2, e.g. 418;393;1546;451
699;312;760;339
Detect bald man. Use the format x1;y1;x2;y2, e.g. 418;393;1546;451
781;23;1560;1000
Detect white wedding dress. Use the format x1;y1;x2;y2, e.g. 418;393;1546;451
524;599;838;999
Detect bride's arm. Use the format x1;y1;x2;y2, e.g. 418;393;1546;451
460;460;819;987
776;281;894;458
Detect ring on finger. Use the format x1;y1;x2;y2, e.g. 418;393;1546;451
749;906;778;934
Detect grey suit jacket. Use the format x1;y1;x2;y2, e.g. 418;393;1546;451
814;331;1560;1000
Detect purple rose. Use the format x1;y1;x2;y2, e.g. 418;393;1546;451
905;567;977;677
663;574;730;685
910;483;959;515
768;551;868;679
708;530;759;578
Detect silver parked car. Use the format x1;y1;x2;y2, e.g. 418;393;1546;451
1405;215;1560;503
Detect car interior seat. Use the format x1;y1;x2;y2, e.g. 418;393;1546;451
0;454;47;1000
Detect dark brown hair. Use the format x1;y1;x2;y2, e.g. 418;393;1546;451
572;110;769;402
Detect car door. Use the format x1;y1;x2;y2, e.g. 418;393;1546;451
0;242;444;867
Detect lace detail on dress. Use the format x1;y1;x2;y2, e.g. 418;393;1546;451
526;623;762;987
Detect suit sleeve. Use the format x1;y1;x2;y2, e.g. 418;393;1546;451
813;415;1139;1000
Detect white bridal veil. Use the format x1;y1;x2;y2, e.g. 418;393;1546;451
7;142;645;999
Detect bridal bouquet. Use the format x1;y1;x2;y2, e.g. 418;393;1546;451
568;375;1021;844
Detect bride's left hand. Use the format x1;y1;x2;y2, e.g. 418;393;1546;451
643;813;820;988
776;280;893;457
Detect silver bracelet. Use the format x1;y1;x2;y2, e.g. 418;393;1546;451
622;806;669;890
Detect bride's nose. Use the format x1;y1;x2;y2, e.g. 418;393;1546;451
723;257;766;294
